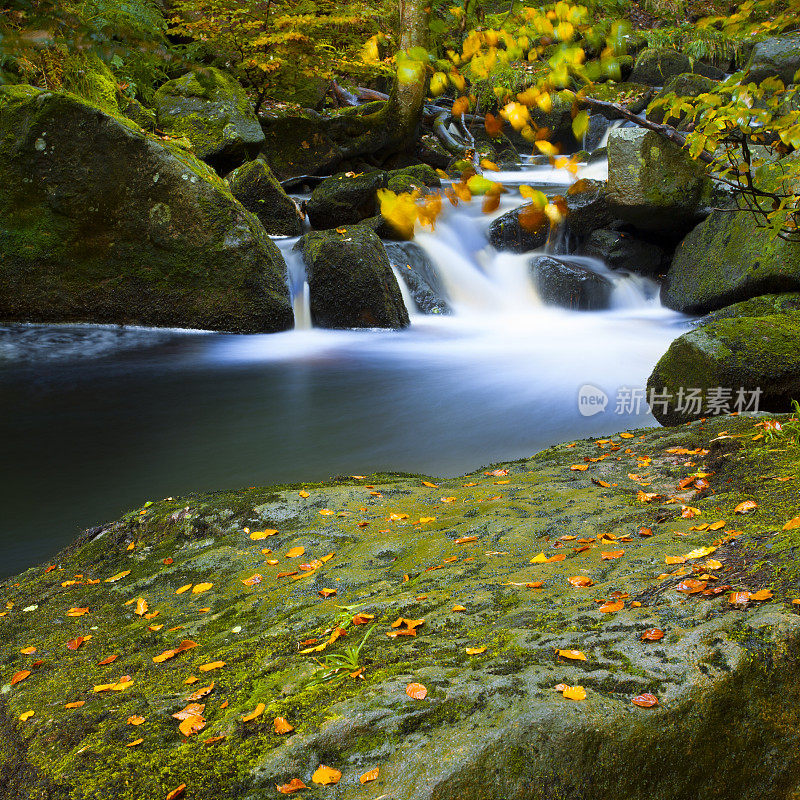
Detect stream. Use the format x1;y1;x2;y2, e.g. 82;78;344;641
0;157;691;577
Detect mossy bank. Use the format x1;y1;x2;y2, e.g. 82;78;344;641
2;414;800;799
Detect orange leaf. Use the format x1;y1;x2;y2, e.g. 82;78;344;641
318;588;337;598
665;555;686;565
242;703;265;722
172;703;206;721
632;692;659;708
734;500;758;514
64;701;85;709
568;576;593;587
97;655;118;665
199;661;225;672
599;600;624;613
422;481;438;488
641;628;664;641
286;547;305;558
20;646;37;655
274;716;294;734
67;607;90;617
601;550;624;560
134;599;148;616
750;589;773;601
570;464;589;471
187;682;215;701
250;529;277;540
454;536;477;544
166;785;187;800
175;584;192;595
126;738;144;747
452;95;470;116
178;714;206;737
11;670;30;686
406;682;428;699
312;765;342;786
484;111;504;136
67;636;87;651
783;516;800;530
352;613;375;625
276;778;308;794
360;767;380;784
127;715;145;725
638;527;653;537
557;649;586;661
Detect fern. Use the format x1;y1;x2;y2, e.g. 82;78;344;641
643;23;750;66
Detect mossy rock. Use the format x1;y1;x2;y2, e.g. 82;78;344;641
305;171;388;230
606;127;710;233
647;72;719;125
299;226;409;328
744;33;800;85
647;310;800;425
661;159;800;314
0;85;292;333
227;158;303;237
121;98;156;130
630;48;723;86
154;68;264;173
2;415;800;798
580;82;653;117
702;293;800;323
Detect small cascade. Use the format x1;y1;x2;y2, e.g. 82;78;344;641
275;237;312;330
390;265;418;317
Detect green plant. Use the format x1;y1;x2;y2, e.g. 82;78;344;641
762;400;800;444
307;624;376;687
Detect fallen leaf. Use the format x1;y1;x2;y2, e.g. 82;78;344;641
601;550;624;560
172;703;206;721
67;636;89;650
675;579;707;594
568;576;593;587
11;670;30;686
562;685;586;701
175;584;192;595
455;536;478;544
274;716;294;734
632;692;659;708
422;481;438;488
128;715;145;725
708;521;726;531
783;516;800;530
530;553;548;563
242;574;262;586
750;589;773;601
178;714;206;736
126;738;144;747
466;646;486;654
166;784;187;800
64;701;85;709
318;588;337;598
134;599;148;616
20;646;37;655
105;571;131;583
360;767;380;784
242;703;265;722
192;582;213;594
734;500;758;514
199;661;225;672
250;530;277;540
153;640;198;664
570;464;589;472
665;555;686;565
641;628;664;641
312;765;342;786
67;607;90;617
406;682;428;699
187;682;215;701
599;600;624;613
19;710;34;721
557;650;586;661
452;605;467;612
286;547;305;558
97;655;118;665
638;528;653;537
684;546;717;559
352;613;375;625
276;778;307;794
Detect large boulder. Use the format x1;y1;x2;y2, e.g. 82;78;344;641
647;306;800;425
745;33;800;85
0;85;293;333
154;68;264;173
226;158;303;237
606;127;711;233
530;255;613;310
661;160;800;314
4;414;800;800
300;226;409;328
630;48;723;86
580;227;669;277
488;205;550;253
385;241;451;314
647;73;719;124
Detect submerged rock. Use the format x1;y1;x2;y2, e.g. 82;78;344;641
385;242;451;314
2;415;800;799
226;158;303;237
300;226;409;328
154;68;264;173
647;306;800;425
488;205;550;253
606;127;710;234
530;255;613;310
0;85;293;333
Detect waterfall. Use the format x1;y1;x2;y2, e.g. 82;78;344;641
275;237;312;330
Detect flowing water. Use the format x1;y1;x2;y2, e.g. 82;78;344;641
0;161;691;577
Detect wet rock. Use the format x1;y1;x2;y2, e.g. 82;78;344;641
3;414;800;799
565;179;613;238
300;226;409;328
606;127;711;233
0;85;292;333
630;47;723;86
154;68;264;173
488;205;550;253
647;307;800;424
226;158;303;236
745;33;800;85
580;227;669;277
306;171;388;229
647;73;719;124
530;255;613;310
385;242;451;314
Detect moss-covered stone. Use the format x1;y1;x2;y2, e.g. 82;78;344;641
630;48;722;86
226;158;303;237
2;415;800;798
647;310;800;424
299;226;409;328
0;85;293;333
580;82;653;117
744;33;800;85
606;127;711;233
306;171;388;230
661;159;800;314
154;68;264;173
647;72;719;125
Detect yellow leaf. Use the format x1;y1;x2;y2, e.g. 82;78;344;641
312;765;342;785
452;605;467;612
64;701;85;709
684;546;717;559
562;685;586;701
105;570;131;583
535;140;558;156
285;547;305;558
19;710;34;721
126;738;144;747
192;582;213;594
175;584;192;595
242;703;265;722
558;649;586;661
422;481;438;488
250;530;278;540
530;553;548;563
734;500;758;514
466;646;486;654
360;768;380;784
783;516;800;530
299;491;310;498
199;661;225;672
134;599;148;616
417;517;436;524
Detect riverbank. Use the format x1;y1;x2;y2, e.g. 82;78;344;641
3;412;800;799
